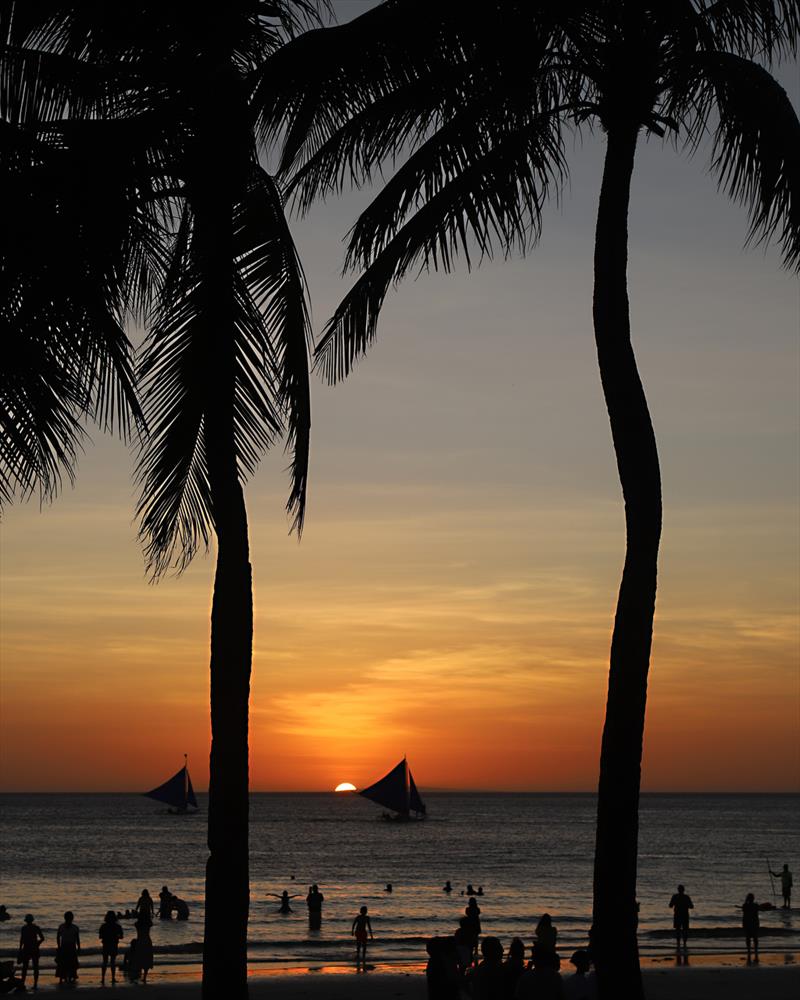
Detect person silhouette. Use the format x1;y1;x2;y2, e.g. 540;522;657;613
464;897;482;962
502;936;526;998
98;910;124;985
669;885;694;950
466;883;476;896
136;888;154;924
268;890;300;913
351;905;373;966
132;918;154;984
158;885;173;920
472;936;504;999
443;880;453;893
306;884;324;929
741;893;760;964
769;864;793;908
18;914;44;990
385;883;393;893
56;910;80;985
535;913;558;957
425;935;459;1000
0;906;9;922
564;950;596;1000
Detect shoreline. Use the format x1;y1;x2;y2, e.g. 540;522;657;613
9;964;800;998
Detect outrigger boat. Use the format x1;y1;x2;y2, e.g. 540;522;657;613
360;756;426;821
144;755;199;814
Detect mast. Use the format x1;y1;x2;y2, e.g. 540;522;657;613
404;755;410;816
184;754;189;811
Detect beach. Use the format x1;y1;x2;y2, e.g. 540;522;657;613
10;965;798;998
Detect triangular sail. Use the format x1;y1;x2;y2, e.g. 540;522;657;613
360;758;425;815
144;765;198;810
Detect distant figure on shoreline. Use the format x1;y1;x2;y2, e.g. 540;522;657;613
0;906;9;922
769;864;793;909
741;893;760;964
307;884;324;929
443;881;452;893
131;918;154;983
351;905;373;967
136;888;154;924
98;910;123;986
56;910;80;985
269;890;300;913
669;885;694;950
159;885;173;920
18;914;44;990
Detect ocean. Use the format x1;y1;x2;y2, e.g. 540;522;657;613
1;793;798;975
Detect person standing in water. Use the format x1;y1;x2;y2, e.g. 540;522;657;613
98;910;124;986
158;885;173;919
769;864;793;909
306;884;324;929
351;906;373;966
741;893;760;964
269;890;300;913
17;914;44;990
669;885;694;951
136;889;154;924
132;918;154;984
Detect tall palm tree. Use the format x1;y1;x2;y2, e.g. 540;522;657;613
262;1;800;993
4;4;322;995
1;5;150;505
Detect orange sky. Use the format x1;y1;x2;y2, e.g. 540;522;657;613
1;125;799;794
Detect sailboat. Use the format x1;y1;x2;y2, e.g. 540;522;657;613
143;755;199;814
359;757;426;821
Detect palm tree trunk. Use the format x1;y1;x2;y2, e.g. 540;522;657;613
195;73;252;999
591;121;662;1000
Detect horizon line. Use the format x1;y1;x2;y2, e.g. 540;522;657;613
1;788;798;795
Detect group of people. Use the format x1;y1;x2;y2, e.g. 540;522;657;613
427;903;591;1000
5;885;188;989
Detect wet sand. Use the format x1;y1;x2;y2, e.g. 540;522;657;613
29;963;797;998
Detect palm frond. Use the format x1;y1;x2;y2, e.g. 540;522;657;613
695;51;800;269
699;0;800;59
314;113;567;383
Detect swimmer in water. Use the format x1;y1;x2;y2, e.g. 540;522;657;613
443;881;453;892
267;890;301;914
385;883;393;893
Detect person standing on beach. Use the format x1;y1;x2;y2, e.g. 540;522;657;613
741;893;760;964
136;888;155;924
306;884;324;929
769;864;793;909
351;905;373;966
535;913;558;960
668;885;694;950
465;897;482;962
56;911;80;985
17;914;44;990
98;910;124;985
132;918;154;984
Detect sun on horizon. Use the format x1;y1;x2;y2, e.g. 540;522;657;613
334;782;357;792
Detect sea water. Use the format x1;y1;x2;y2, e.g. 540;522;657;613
1;793;798;971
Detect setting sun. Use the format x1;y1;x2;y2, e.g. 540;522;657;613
334;782;357;792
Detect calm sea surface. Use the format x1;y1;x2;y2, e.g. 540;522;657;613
1;793;798;970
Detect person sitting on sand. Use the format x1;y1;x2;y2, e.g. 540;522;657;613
535;913;558;959
351;906;374;964
268;890;300;914
56;910;80;985
136;888;154;924
17;914;44;990
425;936;459;1000
669;885;694;950
471;936;504;1000
0;907;9;923
502;937;527;998
514;944;564;1000
741;893;760;964
98;910;124;986
769;864;793;909
563;950;596;1000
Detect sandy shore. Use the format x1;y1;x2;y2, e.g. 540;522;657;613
19;964;800;998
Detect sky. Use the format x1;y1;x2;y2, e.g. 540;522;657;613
1;8;798;793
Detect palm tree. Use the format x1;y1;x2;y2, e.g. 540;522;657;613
4;4;322;995
262;1;800;993
1;5;149;505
